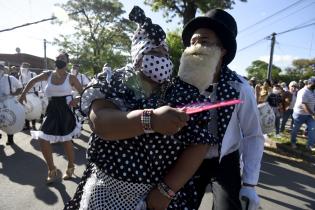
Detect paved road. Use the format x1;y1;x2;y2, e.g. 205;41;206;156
199;151;315;210
1;124;315;210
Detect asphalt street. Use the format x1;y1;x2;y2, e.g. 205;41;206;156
1;124;314;210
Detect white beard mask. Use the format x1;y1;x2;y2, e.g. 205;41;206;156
178;44;221;94
71;69;77;75
21;68;28;76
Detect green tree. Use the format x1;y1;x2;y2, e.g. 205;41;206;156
291;58;315;79
166;30;184;76
277;58;315;83
54;0;135;76
144;0;247;25
246;60;281;82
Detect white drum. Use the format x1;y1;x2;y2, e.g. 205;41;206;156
38;92;48;115
257;102;275;134
71;90;80;98
0;95;26;134
24;93;42;120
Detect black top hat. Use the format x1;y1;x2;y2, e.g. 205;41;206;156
182;9;237;65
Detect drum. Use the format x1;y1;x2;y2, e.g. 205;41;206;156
24;93;42;120
257;102;275;134
0;95;26;134
38;92;48;115
71;90;80;98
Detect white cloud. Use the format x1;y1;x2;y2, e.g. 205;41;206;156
258;54;299;67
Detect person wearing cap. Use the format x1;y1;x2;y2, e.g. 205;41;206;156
179;9;264;210
70;64;90;89
9;66;19;79
280;82;288;92
249;77;256;93
267;84;284;138
0;64;23;145
97;63;112;79
290;77;315;151
19;52;83;184
65;6;221;210
280;81;298;132
19;62;39;130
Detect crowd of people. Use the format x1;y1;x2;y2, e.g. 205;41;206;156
249;76;315;152
0;4;314;210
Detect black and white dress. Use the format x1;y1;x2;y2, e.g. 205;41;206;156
64;67;217;210
31;73;81;142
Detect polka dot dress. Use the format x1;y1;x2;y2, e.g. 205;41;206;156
65;68;218;209
216;67;241;145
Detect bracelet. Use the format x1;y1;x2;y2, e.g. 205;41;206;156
243;182;256;187
140;109;154;133
157;182;177;200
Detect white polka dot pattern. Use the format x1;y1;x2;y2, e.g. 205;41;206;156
141;55;173;83
79;165;152;210
65;68;233;210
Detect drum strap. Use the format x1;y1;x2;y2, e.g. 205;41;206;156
31;72;36;92
8;76;12;94
20;75;24;88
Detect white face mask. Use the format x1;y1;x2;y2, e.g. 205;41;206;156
21;68;28;75
71;69;77;75
141;55;173;83
273;89;281;94
178;44;222;94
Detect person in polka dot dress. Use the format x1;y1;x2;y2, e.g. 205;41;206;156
64;6;220;210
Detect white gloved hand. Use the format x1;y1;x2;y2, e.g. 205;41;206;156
239;186;260;210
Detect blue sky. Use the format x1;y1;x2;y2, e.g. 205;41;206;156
0;0;314;76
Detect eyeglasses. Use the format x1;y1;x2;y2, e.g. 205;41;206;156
190;35;222;48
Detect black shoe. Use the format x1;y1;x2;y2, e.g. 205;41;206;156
6;139;14;145
23;126;30;131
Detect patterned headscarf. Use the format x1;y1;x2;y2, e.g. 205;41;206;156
129;6;169;68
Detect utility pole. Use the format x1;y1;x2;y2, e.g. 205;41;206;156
267;32;276;81
44;39;47;70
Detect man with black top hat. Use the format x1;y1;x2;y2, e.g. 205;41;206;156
179;9;264;210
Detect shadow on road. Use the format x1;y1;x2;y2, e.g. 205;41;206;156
0;143;70;205
202;152;315;209
259;152;315;210
29;137;88;166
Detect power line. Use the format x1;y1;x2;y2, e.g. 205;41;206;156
239;2;315;38
0;10;83;33
238;21;315;52
277;22;315;36
239;0;305;33
237;37;268;52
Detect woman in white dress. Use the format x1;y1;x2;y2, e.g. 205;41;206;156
19;52;83;184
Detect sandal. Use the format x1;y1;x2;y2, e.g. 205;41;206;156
46;168;61;184
63;166;75;180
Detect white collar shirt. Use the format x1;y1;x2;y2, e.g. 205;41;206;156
206;75;265;185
